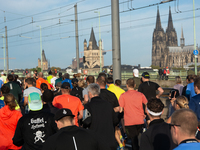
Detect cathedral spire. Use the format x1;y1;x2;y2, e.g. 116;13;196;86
155;6;162;30
88;27;99;50
180;26;185;48
181;26;184;39
167;6;174;30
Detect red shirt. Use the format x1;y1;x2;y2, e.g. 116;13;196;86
36;77;51;90
119;90;147;126
52;94;84;126
0;105;22;149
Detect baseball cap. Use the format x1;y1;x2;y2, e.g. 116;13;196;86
55;108;75;121
1;72;3;75
142;72;150;79
61;82;71;89
28;92;43;111
133;69;139;77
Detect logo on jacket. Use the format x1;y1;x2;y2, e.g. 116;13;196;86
34;130;45;143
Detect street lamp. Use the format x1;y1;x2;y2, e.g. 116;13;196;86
0;34;5;72
94;11;102;72
36;25;43;73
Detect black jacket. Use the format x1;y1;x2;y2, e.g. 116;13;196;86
13;110;57;150
43;125;108;150
83;96;118;150
42;103;59;115
140;119;177;150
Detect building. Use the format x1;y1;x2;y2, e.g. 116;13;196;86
83;27;104;73
152;7;200;68
38;50;48;71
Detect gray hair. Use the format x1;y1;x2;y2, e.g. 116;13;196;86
87;83;100;96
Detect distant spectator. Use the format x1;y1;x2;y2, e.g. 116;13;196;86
158;67;163;80
173;76;184;96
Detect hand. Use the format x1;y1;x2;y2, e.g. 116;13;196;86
156;95;160;99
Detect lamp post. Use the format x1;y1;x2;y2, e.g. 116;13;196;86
94;11;102;72
37;25;43;73
193;0;197;75
0;34;5;72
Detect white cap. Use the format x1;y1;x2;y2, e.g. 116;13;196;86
133;69;139;77
1;72;4;75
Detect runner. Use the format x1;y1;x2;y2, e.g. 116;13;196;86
36;72;51;90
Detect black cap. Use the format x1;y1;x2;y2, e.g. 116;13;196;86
54;108;75;121
61;82;71;89
142;72;150;79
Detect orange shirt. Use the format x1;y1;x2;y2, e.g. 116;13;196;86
119;90;147;126
36;77;51;90
52;94;84;126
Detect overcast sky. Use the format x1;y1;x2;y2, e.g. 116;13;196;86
0;0;199;70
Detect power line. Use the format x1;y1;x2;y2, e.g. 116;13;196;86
8;14;200;48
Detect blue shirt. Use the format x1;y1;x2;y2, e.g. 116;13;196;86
174;142;200;150
189;94;200;121
0;80;3;88
186;82;196;100
61;79;73;89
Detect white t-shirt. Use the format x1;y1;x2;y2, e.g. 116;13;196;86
51;77;58;89
23;87;42;97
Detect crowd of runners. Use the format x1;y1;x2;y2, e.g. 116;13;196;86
0;69;200;150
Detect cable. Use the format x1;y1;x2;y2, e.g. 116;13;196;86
8;14;200;48
0;0;86;24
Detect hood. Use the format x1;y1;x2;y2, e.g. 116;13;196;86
0;105;15;120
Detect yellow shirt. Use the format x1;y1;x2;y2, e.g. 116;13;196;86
107;84;125;100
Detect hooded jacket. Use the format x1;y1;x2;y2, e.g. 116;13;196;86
0;105;22;150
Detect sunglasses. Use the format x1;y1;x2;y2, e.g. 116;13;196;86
169;123;181;129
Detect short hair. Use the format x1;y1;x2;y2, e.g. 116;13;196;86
42;89;54;103
78;79;85;88
58;116;74;124
98;72;107;78
1;85;10;95
175;76;182;84
115;79;121;86
40;83;48;91
194;77;200;90
4;93;17;110
87;83;100;96
7;74;14;81
97;76;106;87
52;72;57;76
107;77;113;83
38;72;43;78
147;98;164;113
25;78;34;85
58;72;62;78
126;78;135;88
63;73;69;79
171;109;198;136
26;73;31;78
176;96;189;109
48;70;52;75
86;75;95;84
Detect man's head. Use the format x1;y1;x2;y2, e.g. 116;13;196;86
96;76;106;88
86;75;95;85
1;72;4;76
88;83;100;99
171;109;198;145
25;78;34;86
7;74;14;82
63;73;69;80
38;72;43;78
194;77;200;94
61;82;71;94
133;69;139;77
11;70;14;75
106;77;113;86
146;98;164;119
126;78;135;89
40;83;48;92
42;89;54;104
115;79;121;87
175;76;182;84
54;108;75;129
58;72;62;78
26;73;31;78
52;72;57;77
141;72;150;82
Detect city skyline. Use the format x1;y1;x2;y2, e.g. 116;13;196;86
0;0;199;70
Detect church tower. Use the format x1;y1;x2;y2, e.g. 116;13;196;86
180;27;185;48
152;7;166;67
166;7;178;47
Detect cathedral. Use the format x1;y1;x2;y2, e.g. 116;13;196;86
38;50;48;71
83;27;104;73
152;7;200;68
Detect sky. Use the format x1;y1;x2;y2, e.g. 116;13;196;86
0;0;199;70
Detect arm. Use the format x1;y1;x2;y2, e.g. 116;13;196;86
78;110;83;119
156;87;164;98
13;119;24;146
83;94;89;105
113;106;120;112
